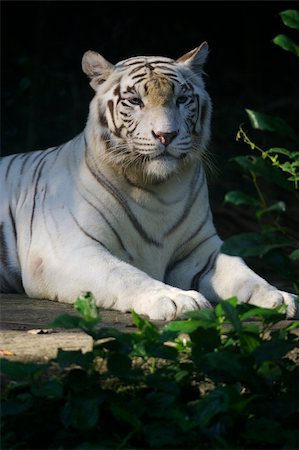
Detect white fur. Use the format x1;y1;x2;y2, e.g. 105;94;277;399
1;44;297;320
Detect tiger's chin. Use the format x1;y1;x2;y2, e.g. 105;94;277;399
144;156;182;182
120;156;181;185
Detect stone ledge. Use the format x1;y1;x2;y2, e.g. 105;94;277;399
0;294;139;361
0;293;298;362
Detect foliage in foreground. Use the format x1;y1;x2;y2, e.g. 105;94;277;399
1;293;299;450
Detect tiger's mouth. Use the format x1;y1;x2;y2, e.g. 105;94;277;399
150;149;188;161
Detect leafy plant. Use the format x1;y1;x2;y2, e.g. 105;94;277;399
222;9;299;293
273;10;299;57
1;293;299;449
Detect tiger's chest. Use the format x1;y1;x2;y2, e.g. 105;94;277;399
76;168;207;281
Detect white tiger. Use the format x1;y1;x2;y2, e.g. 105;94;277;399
1;42;298;320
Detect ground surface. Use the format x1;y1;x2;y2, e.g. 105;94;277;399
0;294;146;361
0;293;298;362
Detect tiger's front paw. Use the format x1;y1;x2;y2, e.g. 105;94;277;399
239;283;298;319
280;291;299;319
132;286;212;321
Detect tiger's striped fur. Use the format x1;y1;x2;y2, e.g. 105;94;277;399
1;43;297;320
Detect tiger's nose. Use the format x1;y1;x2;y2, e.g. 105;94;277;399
152;130;178;146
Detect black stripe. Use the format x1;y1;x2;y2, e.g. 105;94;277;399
166;232;217;275
158;73;180;82
70;211;109;251
128;65;147;76
122;58;174;68
131;74;147;81
51;144;65;164
20;151;39;176
172;207;211;257
124;86;137;94
147;60;175;66
99;109;108;127
84;144;161;247
79;192;134;262
164;165;204;237
127;122;138;135
41;185;59;254
107;99;123;137
29;159;46;239
5;154;19;181
113;84;121;97
0;222;9;267
8;206;17;241
30;146;59;185
191;249;218;290
122;59;146;67
153;66;177;73
0;222;23;293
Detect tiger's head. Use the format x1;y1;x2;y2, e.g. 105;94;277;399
83;43;212;183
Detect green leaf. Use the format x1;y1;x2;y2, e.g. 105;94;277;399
239;332;261;353
244;418;284;444
1;393;33;417
110;403;141;428
165;319;208;334
280;10;299;30
50;295;101;333
149;344;178;360
221;232;292;258
60;396;102;430
131;310;160;339
49;313;82;329
290;249;299;260
221;232;263;257
31;378;63;398
231;156;294;191
256;201;286;219
107;352;132;375
240;305;286;323
216;300;242;333
183;306;218;325
267;147;294;158
74;292;101;323
146;391;176;414
245;109;299;143
144;422;182;448
0;359;48;381
200;352;248;382
280;161;296;173
224;190;259;207
191;327;221;358
254;339;297;364
55;349;94;369
273;34;299;57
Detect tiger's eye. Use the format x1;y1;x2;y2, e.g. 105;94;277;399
176;96;188;105
129;97;143;106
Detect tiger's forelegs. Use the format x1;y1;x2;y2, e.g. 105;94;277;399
199;252;299;319
25;251;212;321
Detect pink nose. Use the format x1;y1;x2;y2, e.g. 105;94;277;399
152;131;178;146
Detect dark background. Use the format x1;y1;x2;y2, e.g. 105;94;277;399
2;1;299;155
1;1;299;261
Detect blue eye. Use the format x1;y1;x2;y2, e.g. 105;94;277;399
176;96;188;105
129;97;143;106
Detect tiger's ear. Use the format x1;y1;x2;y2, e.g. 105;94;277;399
82;50;114;89
176;42;209;73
